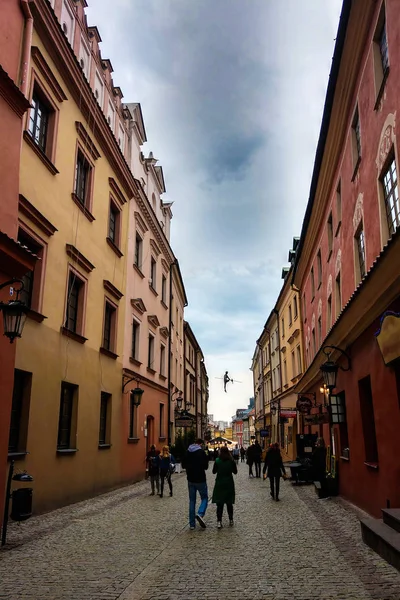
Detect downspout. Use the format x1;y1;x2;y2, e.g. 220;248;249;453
167;260;177;446
20;0;34;96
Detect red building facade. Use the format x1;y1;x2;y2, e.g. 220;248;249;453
0;1;37;526
294;0;400;517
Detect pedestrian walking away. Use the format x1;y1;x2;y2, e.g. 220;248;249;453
263;442;286;501
246;443;255;477
146;444;160;495
232;444;240;464
158;445;175;498
253;440;262;478
212;445;237;529
240;446;245;462
182;438;209;530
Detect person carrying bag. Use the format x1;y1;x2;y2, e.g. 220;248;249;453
263;443;286;501
158;445;175;498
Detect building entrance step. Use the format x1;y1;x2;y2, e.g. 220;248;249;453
361;517;400;572
382;509;400;534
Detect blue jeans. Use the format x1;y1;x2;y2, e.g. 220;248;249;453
188;481;208;527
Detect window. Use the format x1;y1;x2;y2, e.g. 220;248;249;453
108;100;115;131
79;37;91;80
28;93;49;153
318;316;322;348
61;0;74;44
57;382;77;450
160;344;166;376
99;392;111;446
17;228;44;311
134;233;143;269
317;250;322;287
161;275;167;305
291;350;296;377
382;158;400;235
159;403;165;438
293;296;298;320
150;257;156;290
311;267;315;299
288;305;292;326
281;318;285;338
94;71;104;107
327;295;332;330
373;7;389;104
8;369;31;454
65;271;85;334
131;320;140;360
129;393;138;439
327;213;333;257
108;201;120;247
359;376;378;464
148;334;155;370
336;181;342;231
296;345;302;375
335;272;342;318
74;149;92;207
312;328;316;356
283;360;287;386
352;107;361;173
355;224;366;282
118;124;125;152
103;301;116;352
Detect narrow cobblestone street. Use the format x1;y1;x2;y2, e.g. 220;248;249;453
1;463;400;600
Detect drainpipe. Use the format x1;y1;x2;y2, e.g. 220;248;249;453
167;260;177;446
20;0;34;96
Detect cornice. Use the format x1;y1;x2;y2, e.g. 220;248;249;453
103;279;123;301
19;194;57;237
150;238;161;257
160;326;169;339
31;46;67;102
30;0;137;201
134;211;148;236
109;177;127;206
66;243;95;273
147;314;160;329
131;298;146;314
75;122;101;160
135;184;175;264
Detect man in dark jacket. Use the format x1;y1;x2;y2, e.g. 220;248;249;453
263;443;286;501
253;440;263;478
182;438;209;530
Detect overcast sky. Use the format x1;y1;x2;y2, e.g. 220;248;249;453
88;0;342;421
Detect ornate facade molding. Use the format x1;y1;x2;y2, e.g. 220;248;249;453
318;298;322;318
335;249;342;277
75;122;101;161
134;211;148;236
66;244;95;273
31;46;67;102
131;298;146;314
19;194;57;236
327;274;332;298
103;279;123;301
353;192;364;233
376;112;396;172
147;314;160;329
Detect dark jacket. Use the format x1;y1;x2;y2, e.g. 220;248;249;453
182;444;209;483
253;442;263;462
158;453;175;472
212;457;237;504
146;450;160;476
263;448;286;478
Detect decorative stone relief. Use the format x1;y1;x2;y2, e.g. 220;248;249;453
311;313;315;330
335;249;342;277
318;299;322;318
307;326;310;341
353;193;364;233
376;113;396;172
327;274;332;297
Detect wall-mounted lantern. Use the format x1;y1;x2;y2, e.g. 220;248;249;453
0;279;28;343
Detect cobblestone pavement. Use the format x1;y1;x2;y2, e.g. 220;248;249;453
1;463;400;600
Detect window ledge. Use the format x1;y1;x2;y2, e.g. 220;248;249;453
364;461;379;470
129;356;142;367
23;131;59;175
133;263;145;279
351;156;361;182
98;444;112;450
147;367;156;375
149;285;158;297
71;193;95;222
57;448;78;455
127;437;140;444
159;437;166;442
8;451;28;460
61;326;87;344
161;300;168;310
327;249;332;263
106;236;123;258
340;456;350;462
159;374;167;381
27;308;47;323
374;66;390;111
100;347;119;360
335;221;342;237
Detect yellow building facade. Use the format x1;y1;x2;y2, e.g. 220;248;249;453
13;0;136;512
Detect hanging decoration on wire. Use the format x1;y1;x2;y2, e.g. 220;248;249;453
215;371;242;393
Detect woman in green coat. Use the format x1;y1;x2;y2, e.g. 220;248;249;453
212;446;238;528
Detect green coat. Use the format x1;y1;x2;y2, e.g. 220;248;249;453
212;457;237;505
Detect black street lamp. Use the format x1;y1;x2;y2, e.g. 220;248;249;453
0;279;28;343
320;345;351;392
131;385;144;407
270;405;277;416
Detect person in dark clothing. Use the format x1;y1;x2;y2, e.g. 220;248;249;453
263;443;286;501
240;446;246;462
312;437;327;483
212;446;237;528
158;445;175;498
246;443;255;477
253;440;263;478
146;444;160;495
182;438;209;530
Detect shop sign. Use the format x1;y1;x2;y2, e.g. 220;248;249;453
375;311;400;365
296;395;313;414
280;410;297;418
260;428;270;438
175;416;195;428
303;413;329;426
